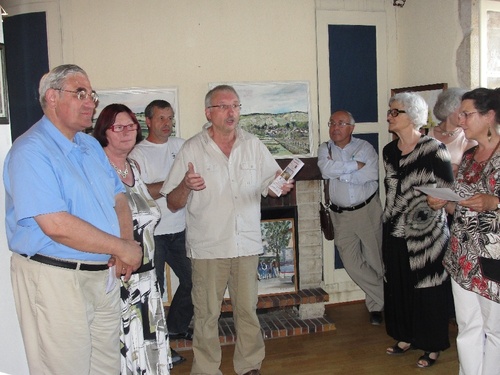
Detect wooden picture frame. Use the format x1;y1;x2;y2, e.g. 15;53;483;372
391;83;448;129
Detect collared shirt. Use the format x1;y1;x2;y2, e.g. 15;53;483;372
129;137;186;235
3;116;125;261
317;137;379;207
160;123;279;259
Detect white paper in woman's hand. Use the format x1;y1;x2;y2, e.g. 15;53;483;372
414;186;466;201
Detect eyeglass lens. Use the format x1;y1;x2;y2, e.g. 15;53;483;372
76;90;99;103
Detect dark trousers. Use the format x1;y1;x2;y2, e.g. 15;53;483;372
154;230;194;333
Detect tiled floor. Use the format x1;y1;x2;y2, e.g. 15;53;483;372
170;288;335;350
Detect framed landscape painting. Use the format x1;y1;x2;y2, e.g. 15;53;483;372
209;81;313;157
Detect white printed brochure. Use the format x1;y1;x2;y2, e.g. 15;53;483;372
269;158;304;197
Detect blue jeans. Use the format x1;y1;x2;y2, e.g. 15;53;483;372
154;230;193;333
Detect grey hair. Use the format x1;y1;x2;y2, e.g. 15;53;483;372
205;85;240;108
333;110;356;125
433;88;467;121
38;64;88;109
389;92;428;129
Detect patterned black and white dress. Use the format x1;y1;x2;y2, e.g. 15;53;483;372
382;135;454;352
120;161;171;374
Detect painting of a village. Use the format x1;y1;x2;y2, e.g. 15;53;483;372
211;81;312;157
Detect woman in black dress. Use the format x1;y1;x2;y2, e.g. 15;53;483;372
382;92;454;368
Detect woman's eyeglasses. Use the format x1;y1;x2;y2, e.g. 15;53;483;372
458;111;478;119
387;109;406;117
110;124;139;132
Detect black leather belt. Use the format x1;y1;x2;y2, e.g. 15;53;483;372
133;262;154;274
330;192;377;214
21;253;108;271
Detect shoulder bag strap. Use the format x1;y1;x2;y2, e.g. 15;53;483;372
324;142;331;204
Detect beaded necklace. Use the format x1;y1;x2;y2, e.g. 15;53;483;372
109;160;129;179
435;125;459;137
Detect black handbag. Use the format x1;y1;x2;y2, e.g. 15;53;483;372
478;256;500;283
319;143;334;240
320;198;334;241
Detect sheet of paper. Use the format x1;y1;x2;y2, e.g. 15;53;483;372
414;186;465;201
269;158;304;197
106;266;117;293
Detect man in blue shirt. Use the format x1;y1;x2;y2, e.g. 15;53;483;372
3;64;142;374
317;110;384;326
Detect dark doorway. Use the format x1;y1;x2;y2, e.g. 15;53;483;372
4;12;49;141
328;24;378;123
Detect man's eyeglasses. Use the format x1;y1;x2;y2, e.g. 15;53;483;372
328;121;352;128
207;104;242;111
110;123;139;132
55;88;99;103
458;111;478;119
387;109;406;117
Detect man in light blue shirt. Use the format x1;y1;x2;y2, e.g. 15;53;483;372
317;110;384;325
4;64;142;374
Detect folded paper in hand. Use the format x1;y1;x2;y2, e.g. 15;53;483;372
106;266;116;293
269;158;304;197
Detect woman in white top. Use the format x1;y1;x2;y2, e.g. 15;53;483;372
429;88;476;176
